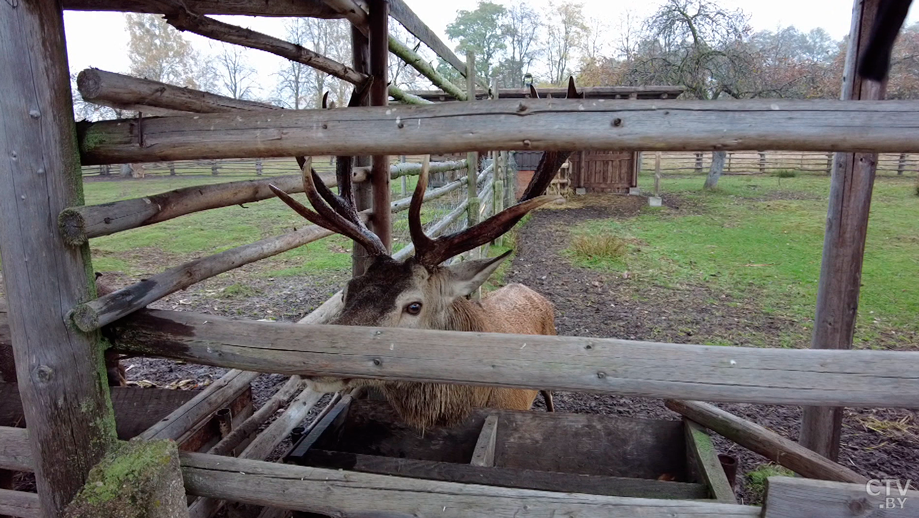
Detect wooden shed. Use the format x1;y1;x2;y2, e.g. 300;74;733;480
506;86;685;196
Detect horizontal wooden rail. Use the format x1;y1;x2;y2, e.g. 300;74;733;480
77;100;919;165
62;0;343;17
0;427;32;472
107;309;919;407
208;376;302;456
77;69;278;114
664;400;867;484
140;369;259;442
763;477;917;518
63;160;467;244
0;489;41;518
387;84;434;105
412;85;686;101
390;174;466;212
72;223;335;332
179;451;758;517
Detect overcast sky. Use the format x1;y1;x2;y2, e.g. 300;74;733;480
63;0;919;97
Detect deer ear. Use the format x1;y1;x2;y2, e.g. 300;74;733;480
445;250;513;298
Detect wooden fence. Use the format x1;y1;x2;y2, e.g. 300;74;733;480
640;150;919;176
2;0;918;517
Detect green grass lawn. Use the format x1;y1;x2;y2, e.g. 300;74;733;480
567;174;919;347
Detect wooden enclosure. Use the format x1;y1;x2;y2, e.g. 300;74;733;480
0;0;917;517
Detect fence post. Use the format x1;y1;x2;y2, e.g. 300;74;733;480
255;158;263;176
211;159;219;175
826;153;833;175
400;156;407;195
654;152;662;197
726;152;733;173
694;152;703;174
465;52;479;248
759;152;767;174
898;153;907;175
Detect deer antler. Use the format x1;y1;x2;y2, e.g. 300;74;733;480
271;81;387;256
520;76;582;201
409;156;560;268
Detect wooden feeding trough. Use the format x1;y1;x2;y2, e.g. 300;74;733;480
285;398;735;516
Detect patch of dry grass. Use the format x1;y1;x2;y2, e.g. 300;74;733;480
570;233;628;261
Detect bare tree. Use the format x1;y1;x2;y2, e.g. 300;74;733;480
543;1;588;85
215;44;256;100
125;13;203;88
274;17;351;109
495;4;542;88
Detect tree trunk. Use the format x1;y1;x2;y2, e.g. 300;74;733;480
703;151;726;190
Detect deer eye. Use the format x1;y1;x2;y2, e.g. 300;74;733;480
404;302;422;315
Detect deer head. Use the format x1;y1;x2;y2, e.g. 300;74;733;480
269;81;580;395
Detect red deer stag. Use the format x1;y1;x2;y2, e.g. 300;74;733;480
268;80;579;430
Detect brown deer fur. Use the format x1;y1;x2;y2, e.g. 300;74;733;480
306;255;556;430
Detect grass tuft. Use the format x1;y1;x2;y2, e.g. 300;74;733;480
570;233;627;261
745;464;795;505
772;170;797;178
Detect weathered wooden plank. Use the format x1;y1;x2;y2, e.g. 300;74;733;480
0;427;31;473
684;420;736;504
389;0;467;76
762;477;916;518
0;489;40;518
209;376;302;456
77;99;919;165
800;0;886;462
351;25;373;278
665;400;867;484
72;224;335;331
64;160;464;244
323;0;369;34
62;0;343;17
106;309;919;407
0;1;118;514
470;414;498;467
77;69;277;114
140;370;258;442
165;7;367;86
180;452;759;517
300;450;710;500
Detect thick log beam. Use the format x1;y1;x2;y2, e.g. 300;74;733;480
799;0;886;462
62;0;344;17
389;0;466;76
106;309;919;408
164;6;368;86
0;1;117;514
77;69;278;114
665;401;867;484
179;452;759;517
77;99;919;165
323;0;369;35
389;36;467;100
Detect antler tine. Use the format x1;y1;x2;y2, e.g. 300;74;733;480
298;159;387;256
528;84;540;99
415;195;562;268
408;155;437;261
566;76;584;99
268;184;338;231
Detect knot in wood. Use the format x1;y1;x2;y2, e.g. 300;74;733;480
596;371;607;379
516;103;528;113
612;118;623;127
372;358;383;367
522;140;531;148
35;365;54;383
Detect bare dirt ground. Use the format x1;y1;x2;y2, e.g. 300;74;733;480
505;194;919;504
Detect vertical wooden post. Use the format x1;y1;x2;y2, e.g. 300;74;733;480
491;77;504;246
897;153;907;175
350;26;373;276
400;156;407;195
694;152;703;174
799;0;886;462
369;0;391;253
465;52;479;251
826;153;834;175
0;1;117;515
654;152;662;197
759;152;767;174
